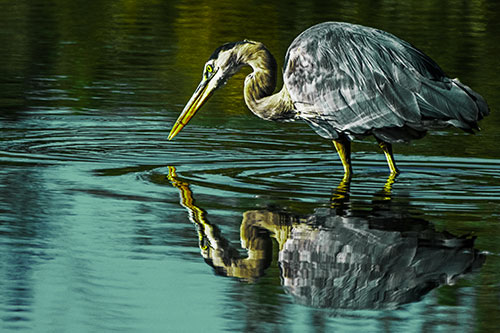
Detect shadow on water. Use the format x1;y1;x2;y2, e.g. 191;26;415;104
164;166;485;310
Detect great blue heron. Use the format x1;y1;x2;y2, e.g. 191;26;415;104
168;22;489;176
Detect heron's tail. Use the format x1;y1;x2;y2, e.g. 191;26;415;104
417;78;489;132
452;78;489;123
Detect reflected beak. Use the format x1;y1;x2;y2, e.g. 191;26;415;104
168;78;215;140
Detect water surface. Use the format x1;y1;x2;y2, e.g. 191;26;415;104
1;0;500;332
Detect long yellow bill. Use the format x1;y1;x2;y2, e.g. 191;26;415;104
168;79;215;140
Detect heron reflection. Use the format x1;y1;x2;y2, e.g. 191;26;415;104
167;167;484;309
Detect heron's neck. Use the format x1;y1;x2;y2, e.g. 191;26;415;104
238;43;294;121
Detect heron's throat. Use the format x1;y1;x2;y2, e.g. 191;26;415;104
239;43;294;121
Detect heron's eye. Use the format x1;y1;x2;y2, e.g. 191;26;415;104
204;64;214;80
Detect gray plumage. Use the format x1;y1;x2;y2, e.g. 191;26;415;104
284;22;489;143
279;207;484;309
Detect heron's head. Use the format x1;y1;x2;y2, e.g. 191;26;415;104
168;40;258;140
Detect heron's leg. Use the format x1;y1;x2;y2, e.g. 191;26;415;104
333;137;352;178
376;139;400;174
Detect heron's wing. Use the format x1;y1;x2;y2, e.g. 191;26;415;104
284;22;488;142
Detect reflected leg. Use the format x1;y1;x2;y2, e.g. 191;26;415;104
382;172;398;199
377;139;400;174
331;174;351;212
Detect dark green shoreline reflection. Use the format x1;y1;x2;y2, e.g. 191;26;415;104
167;166;484;309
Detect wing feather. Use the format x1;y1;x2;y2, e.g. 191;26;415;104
284;22;488;142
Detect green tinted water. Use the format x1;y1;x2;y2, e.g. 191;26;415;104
1;0;499;332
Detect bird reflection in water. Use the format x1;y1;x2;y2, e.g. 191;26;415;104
167;167;484;309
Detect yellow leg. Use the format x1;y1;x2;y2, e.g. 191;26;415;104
382;172;398;199
377;140;400;174
333;138;352;177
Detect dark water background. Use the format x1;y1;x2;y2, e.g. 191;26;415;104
1;0;500;331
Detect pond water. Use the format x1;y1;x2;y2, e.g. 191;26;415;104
1;0;500;332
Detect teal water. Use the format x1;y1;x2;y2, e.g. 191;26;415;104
1;0;500;332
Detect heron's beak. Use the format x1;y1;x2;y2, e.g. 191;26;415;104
168;78;216;140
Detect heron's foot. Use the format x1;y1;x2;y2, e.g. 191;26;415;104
376;140;399;174
341;170;352;184
390;167;401;175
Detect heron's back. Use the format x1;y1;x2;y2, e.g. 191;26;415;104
284;22;489;143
